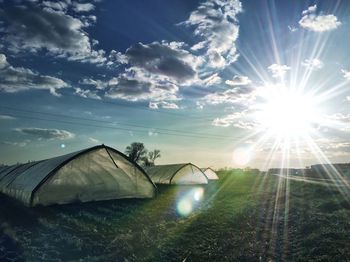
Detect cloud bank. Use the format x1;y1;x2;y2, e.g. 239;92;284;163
0;2;106;64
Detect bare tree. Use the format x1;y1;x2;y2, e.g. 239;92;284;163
142;156;152;167
125;143;161;166
148;149;161;166
125;142;147;164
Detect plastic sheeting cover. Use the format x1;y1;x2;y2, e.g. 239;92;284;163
33;147;155;206
201;168;219;180
0;145;156;206
145;163;208;185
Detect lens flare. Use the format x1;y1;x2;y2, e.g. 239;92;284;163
233;146;254;166
177;199;192;216
193;187;204;201
176;187;205;216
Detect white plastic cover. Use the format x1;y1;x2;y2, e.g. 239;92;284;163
201;168;219;180
145;163;208;185
0;145;156;206
33;148;154;206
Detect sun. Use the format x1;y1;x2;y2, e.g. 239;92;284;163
254;84;321;139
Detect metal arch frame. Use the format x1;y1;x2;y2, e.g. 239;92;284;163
104;145;157;189
202;167;218;179
169;163;208;184
29;144;157;206
205;167;216;173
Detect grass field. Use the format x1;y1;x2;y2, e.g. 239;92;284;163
0;171;349;261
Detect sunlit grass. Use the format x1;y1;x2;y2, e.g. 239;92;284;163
0;171;349;261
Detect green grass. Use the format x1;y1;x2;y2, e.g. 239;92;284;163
0;171;349;261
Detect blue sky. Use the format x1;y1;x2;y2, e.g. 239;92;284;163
1;0;350;169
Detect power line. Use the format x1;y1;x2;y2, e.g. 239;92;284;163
0;105;229;139
4;112;239;141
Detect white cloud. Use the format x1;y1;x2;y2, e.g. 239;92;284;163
148;129;158;137
180;0;242;68
88;137;100;144
80;78;108;90
124;41;203;85
288;25;298;32
76;0;243;104
200;73;222;87
268;64;290;78
341;69;350;81
299;5;341;32
301;58;323;70
1;4;106;64
78;14;97;27
0;53;7;69
72;2;95;13
149;101;179;110
42;1;68;11
325;113;350;122
108;50;128;65
81;58;185;103
105;68;180;102
2;140;31;147
203;90;238;105
207;51;226;69
212;112;244;127
302;5;317;15
196;101;204;110
212;112;257;130
67;49;106;64
233;120;258;130
316;138;350;155
0;54;67;95
225;76;251;86
203;86;257;106
74;87;101;100
15;128;75;140
104;41;210;102
0;114;16;120
322;113;350;132
190;41;206;51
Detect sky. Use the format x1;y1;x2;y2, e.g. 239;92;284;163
1;0;350;170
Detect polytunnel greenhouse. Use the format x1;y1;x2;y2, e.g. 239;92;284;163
0;145;156;207
201;168;219;180
144;163;208;185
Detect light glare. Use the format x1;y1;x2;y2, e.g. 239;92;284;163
193;188;204;201
177;199;192;216
233;146;253;166
255;86;320;138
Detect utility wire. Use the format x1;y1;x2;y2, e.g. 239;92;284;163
0;105;230;139
4;112;239;141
